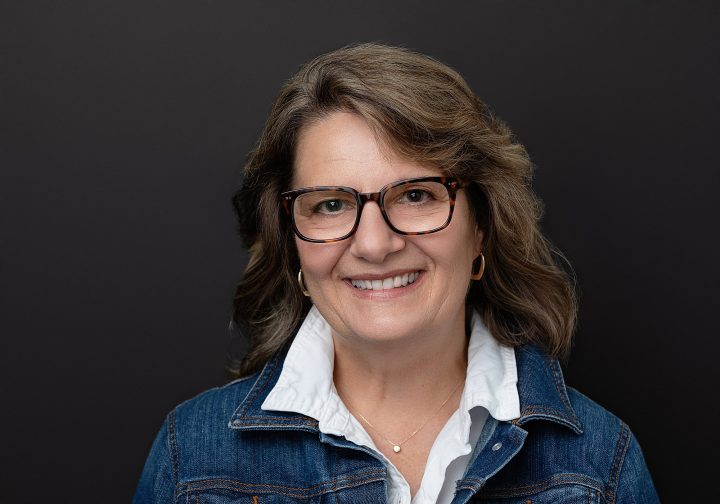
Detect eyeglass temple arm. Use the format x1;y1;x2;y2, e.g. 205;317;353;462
281;195;292;214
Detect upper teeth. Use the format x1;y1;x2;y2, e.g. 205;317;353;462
350;272;420;290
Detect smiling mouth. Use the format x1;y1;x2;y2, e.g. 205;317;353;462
349;271;421;291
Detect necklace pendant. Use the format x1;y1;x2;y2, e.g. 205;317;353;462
393;445;401;453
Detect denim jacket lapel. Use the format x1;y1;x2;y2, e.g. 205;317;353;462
451;345;583;503
227;344;321;433
512;345;583;434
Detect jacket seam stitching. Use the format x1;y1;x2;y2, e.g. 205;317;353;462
181;477;382;499
167;408;180;499
605;421;631;504
513;406;579;430
237;415;317;422
463;473;602;497
177;469;385;490
231;424;318;430
518;405;573;417
232;419;319;429
549;359;578;422
176;469;386;498
226;373;262;386
234;337;298;420
237;354;281;418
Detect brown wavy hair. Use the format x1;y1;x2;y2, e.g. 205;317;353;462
229;43;577;377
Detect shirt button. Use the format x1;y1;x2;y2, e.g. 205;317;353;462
491;442;502;451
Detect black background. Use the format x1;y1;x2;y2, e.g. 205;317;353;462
1;1;718;502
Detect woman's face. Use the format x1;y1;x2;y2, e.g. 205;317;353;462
292;112;483;345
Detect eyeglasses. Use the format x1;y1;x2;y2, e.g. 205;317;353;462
280;176;463;243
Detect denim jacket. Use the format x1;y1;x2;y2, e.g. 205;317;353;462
134;345;659;503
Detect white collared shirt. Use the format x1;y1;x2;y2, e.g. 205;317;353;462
262;306;520;504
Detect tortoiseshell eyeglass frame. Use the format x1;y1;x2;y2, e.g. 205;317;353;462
280;176;464;243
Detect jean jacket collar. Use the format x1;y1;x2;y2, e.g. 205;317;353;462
228;342;582;436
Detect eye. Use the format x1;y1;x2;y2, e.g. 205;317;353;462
401;189;432;204
313;199;348;214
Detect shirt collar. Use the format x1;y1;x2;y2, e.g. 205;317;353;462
228;308;582;435
260;306;352;437
233;306;520;433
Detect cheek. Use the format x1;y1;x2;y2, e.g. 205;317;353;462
422;218;480;277
414;237;474;293
296;240;345;286
448;194;483;262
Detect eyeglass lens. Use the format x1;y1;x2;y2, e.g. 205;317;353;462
292;180;451;241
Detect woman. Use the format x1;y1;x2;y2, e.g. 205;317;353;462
135;44;659;503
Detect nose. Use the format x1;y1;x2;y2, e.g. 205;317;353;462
349;201;405;263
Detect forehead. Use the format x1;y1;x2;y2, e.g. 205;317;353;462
292;111;442;190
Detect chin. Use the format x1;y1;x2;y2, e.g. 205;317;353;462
340;312;422;344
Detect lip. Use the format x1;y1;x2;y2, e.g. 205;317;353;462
343;270;424;300
344;269;421;281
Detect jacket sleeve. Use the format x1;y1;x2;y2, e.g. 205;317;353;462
614;431;660;504
133;414;177;503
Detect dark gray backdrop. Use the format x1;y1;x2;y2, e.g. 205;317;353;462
1;1;718;502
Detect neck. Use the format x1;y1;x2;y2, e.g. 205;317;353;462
332;310;468;412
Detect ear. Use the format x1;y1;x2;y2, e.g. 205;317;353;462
473;225;484;258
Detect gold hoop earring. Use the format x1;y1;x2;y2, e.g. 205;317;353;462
471;253;485;281
297;269;310;297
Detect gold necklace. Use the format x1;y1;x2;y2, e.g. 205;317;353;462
342;378;464;454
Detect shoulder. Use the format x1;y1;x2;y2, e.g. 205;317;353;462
512;384;635;476
565;387;658;502
567;386;628;443
489;346;659;501
162;372;268;479
487;392;658;502
566;387;633;478
133;372;263;502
